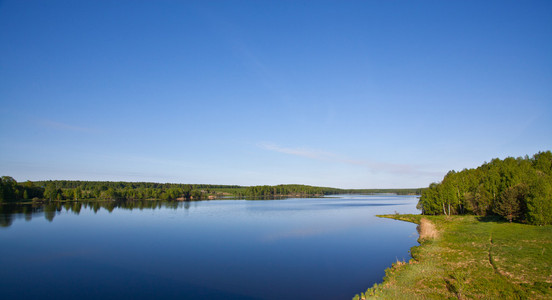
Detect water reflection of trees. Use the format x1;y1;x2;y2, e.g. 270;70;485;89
0;199;193;228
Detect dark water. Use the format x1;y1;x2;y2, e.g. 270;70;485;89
0;195;419;299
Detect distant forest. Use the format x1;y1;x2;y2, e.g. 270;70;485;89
417;151;552;225
0;177;422;204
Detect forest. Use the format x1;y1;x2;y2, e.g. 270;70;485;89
417;151;552;225
0;177;421;203
0;179;244;202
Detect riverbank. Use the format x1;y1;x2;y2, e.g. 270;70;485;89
354;214;552;299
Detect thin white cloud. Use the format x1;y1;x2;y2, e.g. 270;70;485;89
258;142;442;177
258;142;335;161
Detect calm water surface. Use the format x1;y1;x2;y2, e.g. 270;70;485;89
0;195;419;299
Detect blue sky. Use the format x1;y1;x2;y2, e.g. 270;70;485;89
1;0;551;188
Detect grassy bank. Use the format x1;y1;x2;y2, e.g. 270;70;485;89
354;215;552;299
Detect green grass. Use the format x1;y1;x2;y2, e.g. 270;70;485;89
354;215;552;299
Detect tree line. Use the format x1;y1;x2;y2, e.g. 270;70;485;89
0;177;422;204
342;188;423;195
0;179;245;202
235;185;422;197
0;180;345;202
417;151;552;225
234;184;343;197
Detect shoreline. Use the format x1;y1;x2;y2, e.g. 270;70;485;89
354;214;552;299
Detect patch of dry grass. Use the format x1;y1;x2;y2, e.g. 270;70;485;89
418;218;438;240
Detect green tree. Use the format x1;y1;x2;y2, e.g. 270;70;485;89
0;176;17;202
44;184;58;201
493;183;528;222
417;151;552;225
533;151;552;175
526;174;552;225
74;187;82;200
190;189;202;200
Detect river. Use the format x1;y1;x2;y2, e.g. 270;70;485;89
0;194;419;299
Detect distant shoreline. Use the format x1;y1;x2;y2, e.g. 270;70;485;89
0;177;423;204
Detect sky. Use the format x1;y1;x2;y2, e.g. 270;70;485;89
1;0;551;189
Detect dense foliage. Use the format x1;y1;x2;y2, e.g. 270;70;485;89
417;151;552;225
235;185;422;197
0;177;422;203
0;178;246;202
235;184;342;197
344;188;423;195
0;176;45;202
30;181;243;201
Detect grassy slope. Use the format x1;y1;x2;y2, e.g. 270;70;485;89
355;215;552;299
